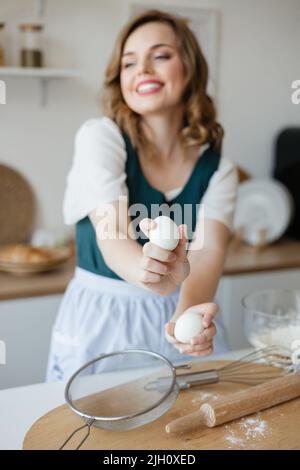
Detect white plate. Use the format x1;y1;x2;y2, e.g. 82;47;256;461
233;179;293;246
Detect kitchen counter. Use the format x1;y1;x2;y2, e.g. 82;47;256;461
0;257;75;301
0;349;251;450
1;238;300;301
224;237;300;275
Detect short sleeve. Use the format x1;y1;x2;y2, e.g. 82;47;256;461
201;157;238;232
63;117;128;225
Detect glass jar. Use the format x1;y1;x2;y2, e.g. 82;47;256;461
19;23;44;67
0;22;5;66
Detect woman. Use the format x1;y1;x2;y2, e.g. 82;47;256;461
46;10;238;381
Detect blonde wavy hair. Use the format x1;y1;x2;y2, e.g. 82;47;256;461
101;9;224;158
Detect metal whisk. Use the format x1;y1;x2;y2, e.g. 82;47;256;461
144;346;294;392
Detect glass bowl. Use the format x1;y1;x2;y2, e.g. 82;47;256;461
242;289;300;349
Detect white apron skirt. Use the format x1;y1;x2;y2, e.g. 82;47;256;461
46;267;229;382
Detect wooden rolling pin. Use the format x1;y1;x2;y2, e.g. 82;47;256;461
165;373;300;434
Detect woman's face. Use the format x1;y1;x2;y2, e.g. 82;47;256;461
120;22;187;116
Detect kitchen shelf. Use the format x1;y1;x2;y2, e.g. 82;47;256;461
0;67;77;78
0;67;80;105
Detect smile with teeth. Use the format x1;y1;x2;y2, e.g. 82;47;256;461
137;82;163;95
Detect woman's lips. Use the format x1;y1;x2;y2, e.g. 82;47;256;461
136;81;164;95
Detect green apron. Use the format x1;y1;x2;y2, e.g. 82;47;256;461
76;133;220;279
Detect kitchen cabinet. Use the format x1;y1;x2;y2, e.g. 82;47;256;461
0;259;73;389
1;238;300;389
0;295;62;389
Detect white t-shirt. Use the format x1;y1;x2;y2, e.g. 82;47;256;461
63;117;238;231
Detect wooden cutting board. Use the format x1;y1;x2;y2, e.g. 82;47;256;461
23;361;300;450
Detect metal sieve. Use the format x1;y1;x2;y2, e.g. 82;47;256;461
59;349;188;450
59;347;294;449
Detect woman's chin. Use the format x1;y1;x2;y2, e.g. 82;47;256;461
129;102;162;115
134;104;176;117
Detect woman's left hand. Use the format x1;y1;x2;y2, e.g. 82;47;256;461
139;218;190;295
165;303;219;356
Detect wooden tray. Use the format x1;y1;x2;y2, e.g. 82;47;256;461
23;360;300;450
0;247;71;275
0;163;35;244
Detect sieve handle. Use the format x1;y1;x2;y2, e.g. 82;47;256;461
59;418;95;450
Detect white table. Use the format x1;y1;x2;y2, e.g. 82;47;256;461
0;349;251;450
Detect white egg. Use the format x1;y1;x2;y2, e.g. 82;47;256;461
149;216;180;251
174;312;204;343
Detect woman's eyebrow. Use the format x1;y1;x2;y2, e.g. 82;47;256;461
122;43;175;57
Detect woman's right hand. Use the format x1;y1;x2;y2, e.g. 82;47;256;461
139;219;190;296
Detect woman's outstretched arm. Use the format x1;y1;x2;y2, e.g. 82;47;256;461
165;218;231;355
89;200;189;295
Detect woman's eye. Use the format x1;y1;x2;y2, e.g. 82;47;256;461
154;54;170;61
122;54;170;69
123;62;135;68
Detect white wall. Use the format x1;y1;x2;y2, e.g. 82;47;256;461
1;0;299;230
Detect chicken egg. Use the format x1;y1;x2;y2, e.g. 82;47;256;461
174;312;204;343
149;216;180;251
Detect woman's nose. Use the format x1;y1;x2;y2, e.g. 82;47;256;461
136;57;152;75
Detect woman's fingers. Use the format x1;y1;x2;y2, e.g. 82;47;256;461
143;242;177;263
170;317;217;355
139;218;156;238
141;242;175;282
164;303;218;356
202;310;219;328
199;303;219;328
140;270;162;283
188;346;214;357
190;323;217;345
141;256;169;275
184;303;219;328
165;318;217;349
177;341;213;355
165;322;177;344
177;224;188;245
165;321;175;337
173;224;188;260
165;323;214;352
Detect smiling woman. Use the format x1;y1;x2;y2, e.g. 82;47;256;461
102;10;223;161
120;23;187;118
46;10;238;383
